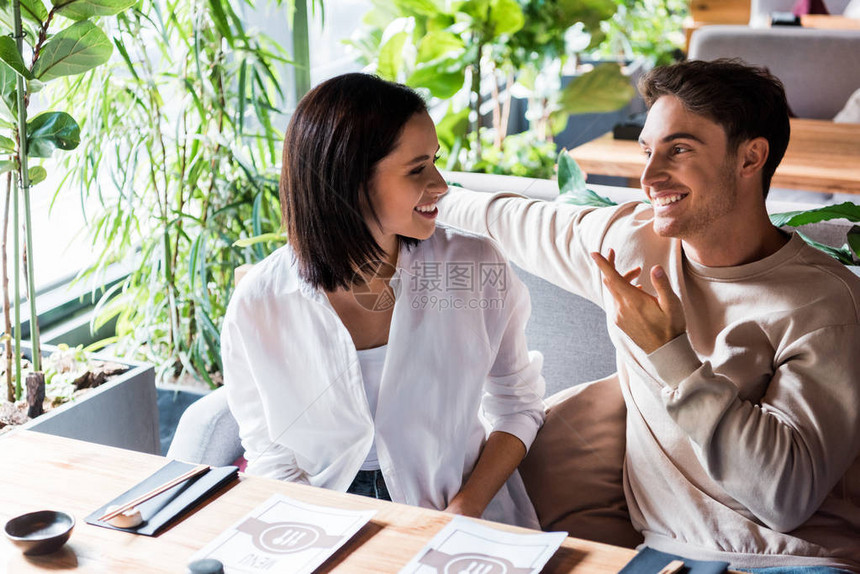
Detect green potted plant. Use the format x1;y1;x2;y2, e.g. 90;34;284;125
344;0;635;178
769;203;860;273
0;0;160;453
57;0;302;392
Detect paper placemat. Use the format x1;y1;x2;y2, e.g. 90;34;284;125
399;515;566;574
189;493;377;573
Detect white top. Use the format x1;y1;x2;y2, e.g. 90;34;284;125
440;190;860;571
356;344;387;471
222;224;545;528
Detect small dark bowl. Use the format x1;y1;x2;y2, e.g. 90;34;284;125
4;510;75;556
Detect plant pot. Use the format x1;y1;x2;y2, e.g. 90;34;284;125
15;344;159;455
156;382;212;456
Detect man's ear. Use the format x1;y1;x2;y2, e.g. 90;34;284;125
739;137;769;178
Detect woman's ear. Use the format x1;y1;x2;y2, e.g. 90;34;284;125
739;137;769;178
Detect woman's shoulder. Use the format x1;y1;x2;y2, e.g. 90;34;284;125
230;244;303;308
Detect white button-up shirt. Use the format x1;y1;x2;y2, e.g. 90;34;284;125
222;225;545;527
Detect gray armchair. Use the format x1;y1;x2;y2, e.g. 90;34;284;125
166;385;243;466
689;25;860;119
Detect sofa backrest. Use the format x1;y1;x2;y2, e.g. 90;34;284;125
512;263;617;396
689;25;860;119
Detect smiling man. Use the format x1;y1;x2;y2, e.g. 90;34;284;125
438;59;860;571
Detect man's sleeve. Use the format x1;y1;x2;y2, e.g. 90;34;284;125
644;325;860;532
438;189;637;303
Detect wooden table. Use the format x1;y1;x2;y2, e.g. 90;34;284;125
683;0;751;52
0;431;638;573
800;15;860;30
569;119;860;195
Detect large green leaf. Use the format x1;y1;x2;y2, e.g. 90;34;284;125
557;187;617;207
0;61;16;103
32;21;113;81
52;0;136;20
0;62;14;119
847;225;860;259
489;0;524;37
20;0;49;24
26;111;81;157
0;133;14;152
769;202;860;227
416;31;464;63
0;37;34;80
556;152;616;207
0;159;15;174
558;63;634;115
557;151;586;195
794;231;855;266
394;0;440;17
377;30;408;81
460;0;523;36
28;165;46;185
406;64;464;99
548;109;570;136
459;0;489;22
435;105;469;151
556;0;617;30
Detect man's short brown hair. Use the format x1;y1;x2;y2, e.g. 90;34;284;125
639;58;790;196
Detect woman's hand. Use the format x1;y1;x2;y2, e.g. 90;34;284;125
444;494;484;518
444;431;527;519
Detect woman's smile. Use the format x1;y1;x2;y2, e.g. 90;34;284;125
414;201;439;219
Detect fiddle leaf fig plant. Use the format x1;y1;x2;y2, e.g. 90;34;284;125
0;0;133;405
345;0;633;177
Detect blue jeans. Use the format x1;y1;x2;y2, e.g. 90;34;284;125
346;469;391;501
738;568;853;574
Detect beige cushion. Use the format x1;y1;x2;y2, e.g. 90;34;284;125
834;87;860;123
845;0;860;18
519;375;643;549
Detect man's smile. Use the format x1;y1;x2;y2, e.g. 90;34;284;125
652;193;687;207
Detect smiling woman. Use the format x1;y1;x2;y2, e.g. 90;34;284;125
220;73;546;528
363;111;446;258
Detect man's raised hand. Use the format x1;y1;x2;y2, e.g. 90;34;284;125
590;249;686;354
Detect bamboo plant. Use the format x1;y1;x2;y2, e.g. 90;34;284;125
59;0;309;387
0;0;134;406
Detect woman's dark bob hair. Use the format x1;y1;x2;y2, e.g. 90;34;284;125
280;73;428;291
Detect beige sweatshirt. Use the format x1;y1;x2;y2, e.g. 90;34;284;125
439;190;860;571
